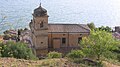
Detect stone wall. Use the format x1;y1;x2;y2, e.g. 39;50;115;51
48;32;89;49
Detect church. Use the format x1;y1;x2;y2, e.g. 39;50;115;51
29;4;90;57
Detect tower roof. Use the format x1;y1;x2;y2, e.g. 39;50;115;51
33;4;47;17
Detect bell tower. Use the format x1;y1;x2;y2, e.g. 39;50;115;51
29;4;49;57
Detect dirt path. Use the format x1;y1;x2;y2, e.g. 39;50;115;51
103;61;120;67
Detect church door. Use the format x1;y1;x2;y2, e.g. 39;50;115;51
53;38;61;49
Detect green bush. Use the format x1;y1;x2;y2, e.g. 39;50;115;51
103;51;118;60
0;41;38;60
117;54;120;62
67;50;85;59
47;51;62;58
66;50;85;63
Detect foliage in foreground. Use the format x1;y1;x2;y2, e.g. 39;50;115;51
47;51;62;59
66;30;120;66
0;41;38;60
67;50;85;59
66;50;103;67
66;50;85;63
80;30;120;61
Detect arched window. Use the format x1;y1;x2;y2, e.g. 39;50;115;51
40;21;44;28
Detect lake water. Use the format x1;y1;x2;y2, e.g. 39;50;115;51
0;0;120;32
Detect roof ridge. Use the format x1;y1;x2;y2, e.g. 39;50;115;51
48;23;79;25
77;24;90;31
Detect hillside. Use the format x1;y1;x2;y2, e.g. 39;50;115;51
0;58;120;67
0;58;76;67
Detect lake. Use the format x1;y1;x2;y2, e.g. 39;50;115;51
0;0;120;32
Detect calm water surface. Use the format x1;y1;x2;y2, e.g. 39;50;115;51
0;0;120;32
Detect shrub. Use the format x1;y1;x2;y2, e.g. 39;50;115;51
67;50;85;59
103;51;118;60
47;51;62;58
0;41;38;60
67;50;85;63
117;54;120;62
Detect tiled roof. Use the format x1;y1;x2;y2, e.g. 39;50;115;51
48;24;90;33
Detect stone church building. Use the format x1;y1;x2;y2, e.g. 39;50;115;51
29;4;90;57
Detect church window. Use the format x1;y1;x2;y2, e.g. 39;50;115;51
40;21;44;28
78;37;82;43
62;38;66;44
41;42;43;44
63;34;65;36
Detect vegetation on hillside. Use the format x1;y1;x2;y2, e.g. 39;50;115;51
0;15;120;67
47;51;62;59
87;22;112;32
81;30;119;61
0;41;38;60
66;30;120;66
97;26;112;32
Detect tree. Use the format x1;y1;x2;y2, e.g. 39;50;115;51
97;26;112;32
87;22;96;30
81;30;120;61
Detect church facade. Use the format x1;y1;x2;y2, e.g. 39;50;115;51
29;4;90;57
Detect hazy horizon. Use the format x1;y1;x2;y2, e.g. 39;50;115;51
0;0;120;31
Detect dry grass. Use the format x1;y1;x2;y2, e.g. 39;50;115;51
103;61;120;67
0;57;120;67
0;57;78;67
